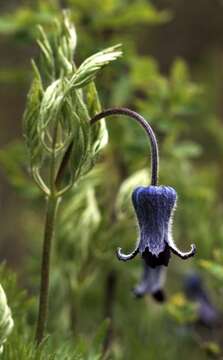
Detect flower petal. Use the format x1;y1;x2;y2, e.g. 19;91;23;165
116;245;139;261
133;263;166;302
132;186;177;262
166;237;196;259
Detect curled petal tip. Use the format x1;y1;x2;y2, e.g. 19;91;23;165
168;241;196;260
181;243;196;259
190;244;196;256
116;246;139;261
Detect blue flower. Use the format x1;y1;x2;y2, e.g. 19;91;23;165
184;273;218;327
117;185;196;267
133;262;166;302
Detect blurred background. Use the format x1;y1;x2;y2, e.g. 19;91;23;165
1;0;223;359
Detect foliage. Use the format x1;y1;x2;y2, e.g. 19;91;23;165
0;0;223;359
23;10;120;192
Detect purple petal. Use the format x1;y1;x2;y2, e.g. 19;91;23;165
116;246;139;261
134;263;166;302
132;186;177;266
167;235;196;259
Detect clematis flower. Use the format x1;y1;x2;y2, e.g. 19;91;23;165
90;108;196;268
117;185;196;267
184;273;218;327
133;262;166;302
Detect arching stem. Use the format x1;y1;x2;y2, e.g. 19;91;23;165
90;108;159;186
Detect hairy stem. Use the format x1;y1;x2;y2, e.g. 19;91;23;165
90;108;159;186
35;195;60;345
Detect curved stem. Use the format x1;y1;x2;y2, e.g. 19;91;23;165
90;108;159;186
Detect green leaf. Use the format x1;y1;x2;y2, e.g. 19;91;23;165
71;44;122;88
0;284;14;354
57;168;104;266
52;10;77;77
84;82;108;155
38;78;64;134
116;168;148;219
61;10;77;61
23;64;44;167
171;59;189;84
37;25;55;82
88;319;110;360
199;260;223;282
69;90;91;180
166;293;198;325
92;0;171;27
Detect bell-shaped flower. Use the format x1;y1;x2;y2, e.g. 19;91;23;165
184;273;218;327
117;185;196;267
89;107;196;268
133;262;166;302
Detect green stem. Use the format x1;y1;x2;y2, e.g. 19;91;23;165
35;120;60;345
35;195;60;345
